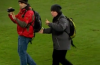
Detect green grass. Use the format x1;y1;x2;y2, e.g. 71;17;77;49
0;0;100;65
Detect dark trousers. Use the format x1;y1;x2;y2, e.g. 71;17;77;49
52;49;73;65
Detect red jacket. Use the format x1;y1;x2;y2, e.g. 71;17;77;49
9;8;35;38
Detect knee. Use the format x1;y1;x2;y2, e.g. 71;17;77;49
18;49;26;56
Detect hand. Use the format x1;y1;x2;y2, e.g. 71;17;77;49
46;19;50;25
9;12;13;15
8;7;16;20
38;29;43;34
9;12;16;20
12;13;16;20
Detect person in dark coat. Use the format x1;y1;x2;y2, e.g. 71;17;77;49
39;4;73;65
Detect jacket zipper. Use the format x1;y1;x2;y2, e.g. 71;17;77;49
56;37;60;47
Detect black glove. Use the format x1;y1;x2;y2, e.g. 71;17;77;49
7;8;15;12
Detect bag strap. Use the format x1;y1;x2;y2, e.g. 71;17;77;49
22;9;35;28
22;10;27;18
58;16;70;35
28;8;35;26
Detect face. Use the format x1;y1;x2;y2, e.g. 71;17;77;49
19;2;27;9
51;11;58;17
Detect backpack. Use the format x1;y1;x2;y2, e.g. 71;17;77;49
22;9;42;33
22;9;42;44
65;16;76;39
32;10;42;33
59;16;76;48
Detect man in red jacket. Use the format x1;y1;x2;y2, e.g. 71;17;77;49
8;0;36;65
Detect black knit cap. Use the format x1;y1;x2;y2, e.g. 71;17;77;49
51;4;62;13
18;0;28;4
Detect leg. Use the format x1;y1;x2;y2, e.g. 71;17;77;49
27;53;36;65
59;50;73;65
18;36;36;65
52;49;59;65
25;37;36;65
18;36;28;65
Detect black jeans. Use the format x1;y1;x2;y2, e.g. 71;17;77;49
52;49;73;65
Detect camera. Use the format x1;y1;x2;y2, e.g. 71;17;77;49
7;8;15;12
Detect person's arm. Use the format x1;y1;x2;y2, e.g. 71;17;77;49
8;12;17;23
8;14;27;27
38;28;52;34
48;18;68;32
15;18;27;28
8;12;27;27
43;28;52;34
9;10;34;28
15;11;34;28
